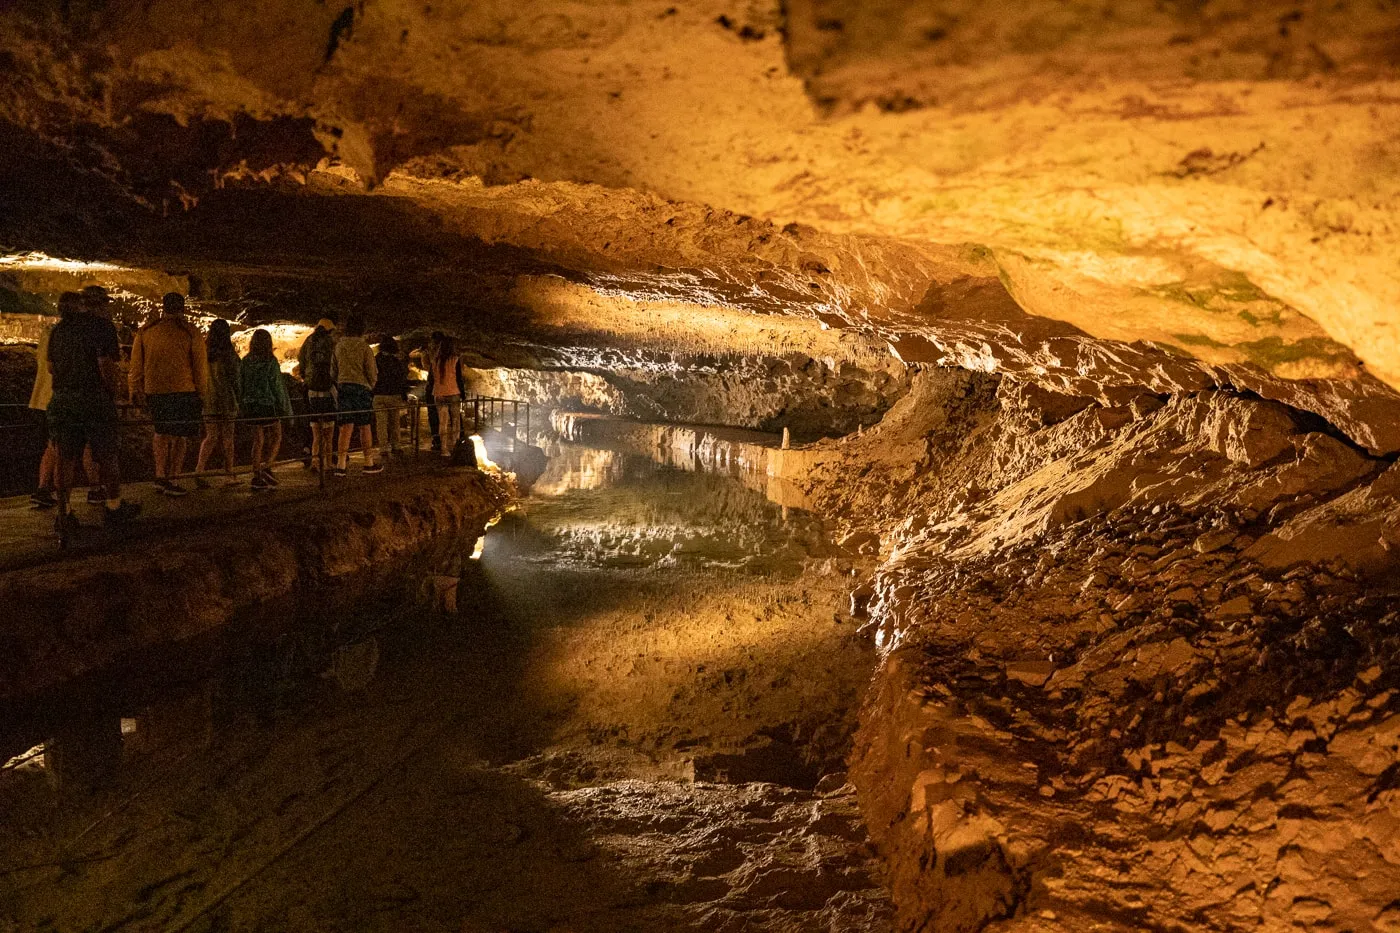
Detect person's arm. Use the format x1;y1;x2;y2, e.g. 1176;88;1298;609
238;356;251;402
128;331;144;403
364;345;377;389
99;320;121;398
229;356;242;413
276;367;293;417
191;330;209;397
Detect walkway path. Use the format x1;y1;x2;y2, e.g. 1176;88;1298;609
0;450;454;573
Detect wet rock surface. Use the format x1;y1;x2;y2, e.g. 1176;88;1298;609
785;368;1400;931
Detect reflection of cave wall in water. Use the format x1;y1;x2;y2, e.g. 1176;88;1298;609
471;353;911;441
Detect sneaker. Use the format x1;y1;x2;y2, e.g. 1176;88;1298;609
103;501;141;525
29;488;56;510
250;473;272;491
332;466;348;478
194;476;212;490
161;481;189;498
86;488;106;505
363;462;384;475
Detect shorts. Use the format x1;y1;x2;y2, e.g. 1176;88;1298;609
308;392;336;423
149;392;203;437
47;391;118;460
336;383;374;426
243;403;281;427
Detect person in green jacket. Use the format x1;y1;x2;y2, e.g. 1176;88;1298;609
239;328;292;491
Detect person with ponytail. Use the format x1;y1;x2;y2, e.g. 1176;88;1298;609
195;318;241;488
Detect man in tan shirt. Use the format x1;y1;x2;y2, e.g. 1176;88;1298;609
129;292;207;496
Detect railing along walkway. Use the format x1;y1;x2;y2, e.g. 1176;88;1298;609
0;395;531;570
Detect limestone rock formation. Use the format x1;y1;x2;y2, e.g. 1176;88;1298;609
3;0;1400;449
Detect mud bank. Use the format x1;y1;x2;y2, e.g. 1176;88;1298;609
0;468;512;706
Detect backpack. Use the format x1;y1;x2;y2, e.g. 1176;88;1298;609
303;328;335;392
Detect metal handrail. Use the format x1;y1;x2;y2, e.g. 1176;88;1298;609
1;394;533;496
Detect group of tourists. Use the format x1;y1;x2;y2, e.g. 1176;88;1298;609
28;289;467;536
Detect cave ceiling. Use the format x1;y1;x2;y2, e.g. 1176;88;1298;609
2;0;1400;447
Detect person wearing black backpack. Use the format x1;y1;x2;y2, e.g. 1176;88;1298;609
297;316;338;470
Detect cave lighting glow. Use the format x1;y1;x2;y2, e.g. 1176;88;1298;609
0;252;125;273
470;435;497;471
1;743;46;772
232;322;313;373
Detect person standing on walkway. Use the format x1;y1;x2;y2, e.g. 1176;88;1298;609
332;313;381;477
430;331;462;459
47;291;140;534
372;335;408;459
298;316;338;470
195;318;241;488
28;295;63;509
239;328;291;491
130;293;207;496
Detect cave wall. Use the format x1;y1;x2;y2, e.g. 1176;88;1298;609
3;0;1400;441
777;367;1400;931
470;350;910;440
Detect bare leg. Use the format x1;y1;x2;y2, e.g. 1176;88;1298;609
196;426;215;473
336;422;352;468
38;441;57;489
153;433;170;479
358;424;374;464
264;422;282;468
82;445;98;487
219;422;236;474
437;403;452;456
56;454;77;516
98;449;121;500
171;437;189;477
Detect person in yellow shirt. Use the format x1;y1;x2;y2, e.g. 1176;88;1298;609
129;293;208;496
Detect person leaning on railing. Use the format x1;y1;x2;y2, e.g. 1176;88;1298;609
239;328;292;491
